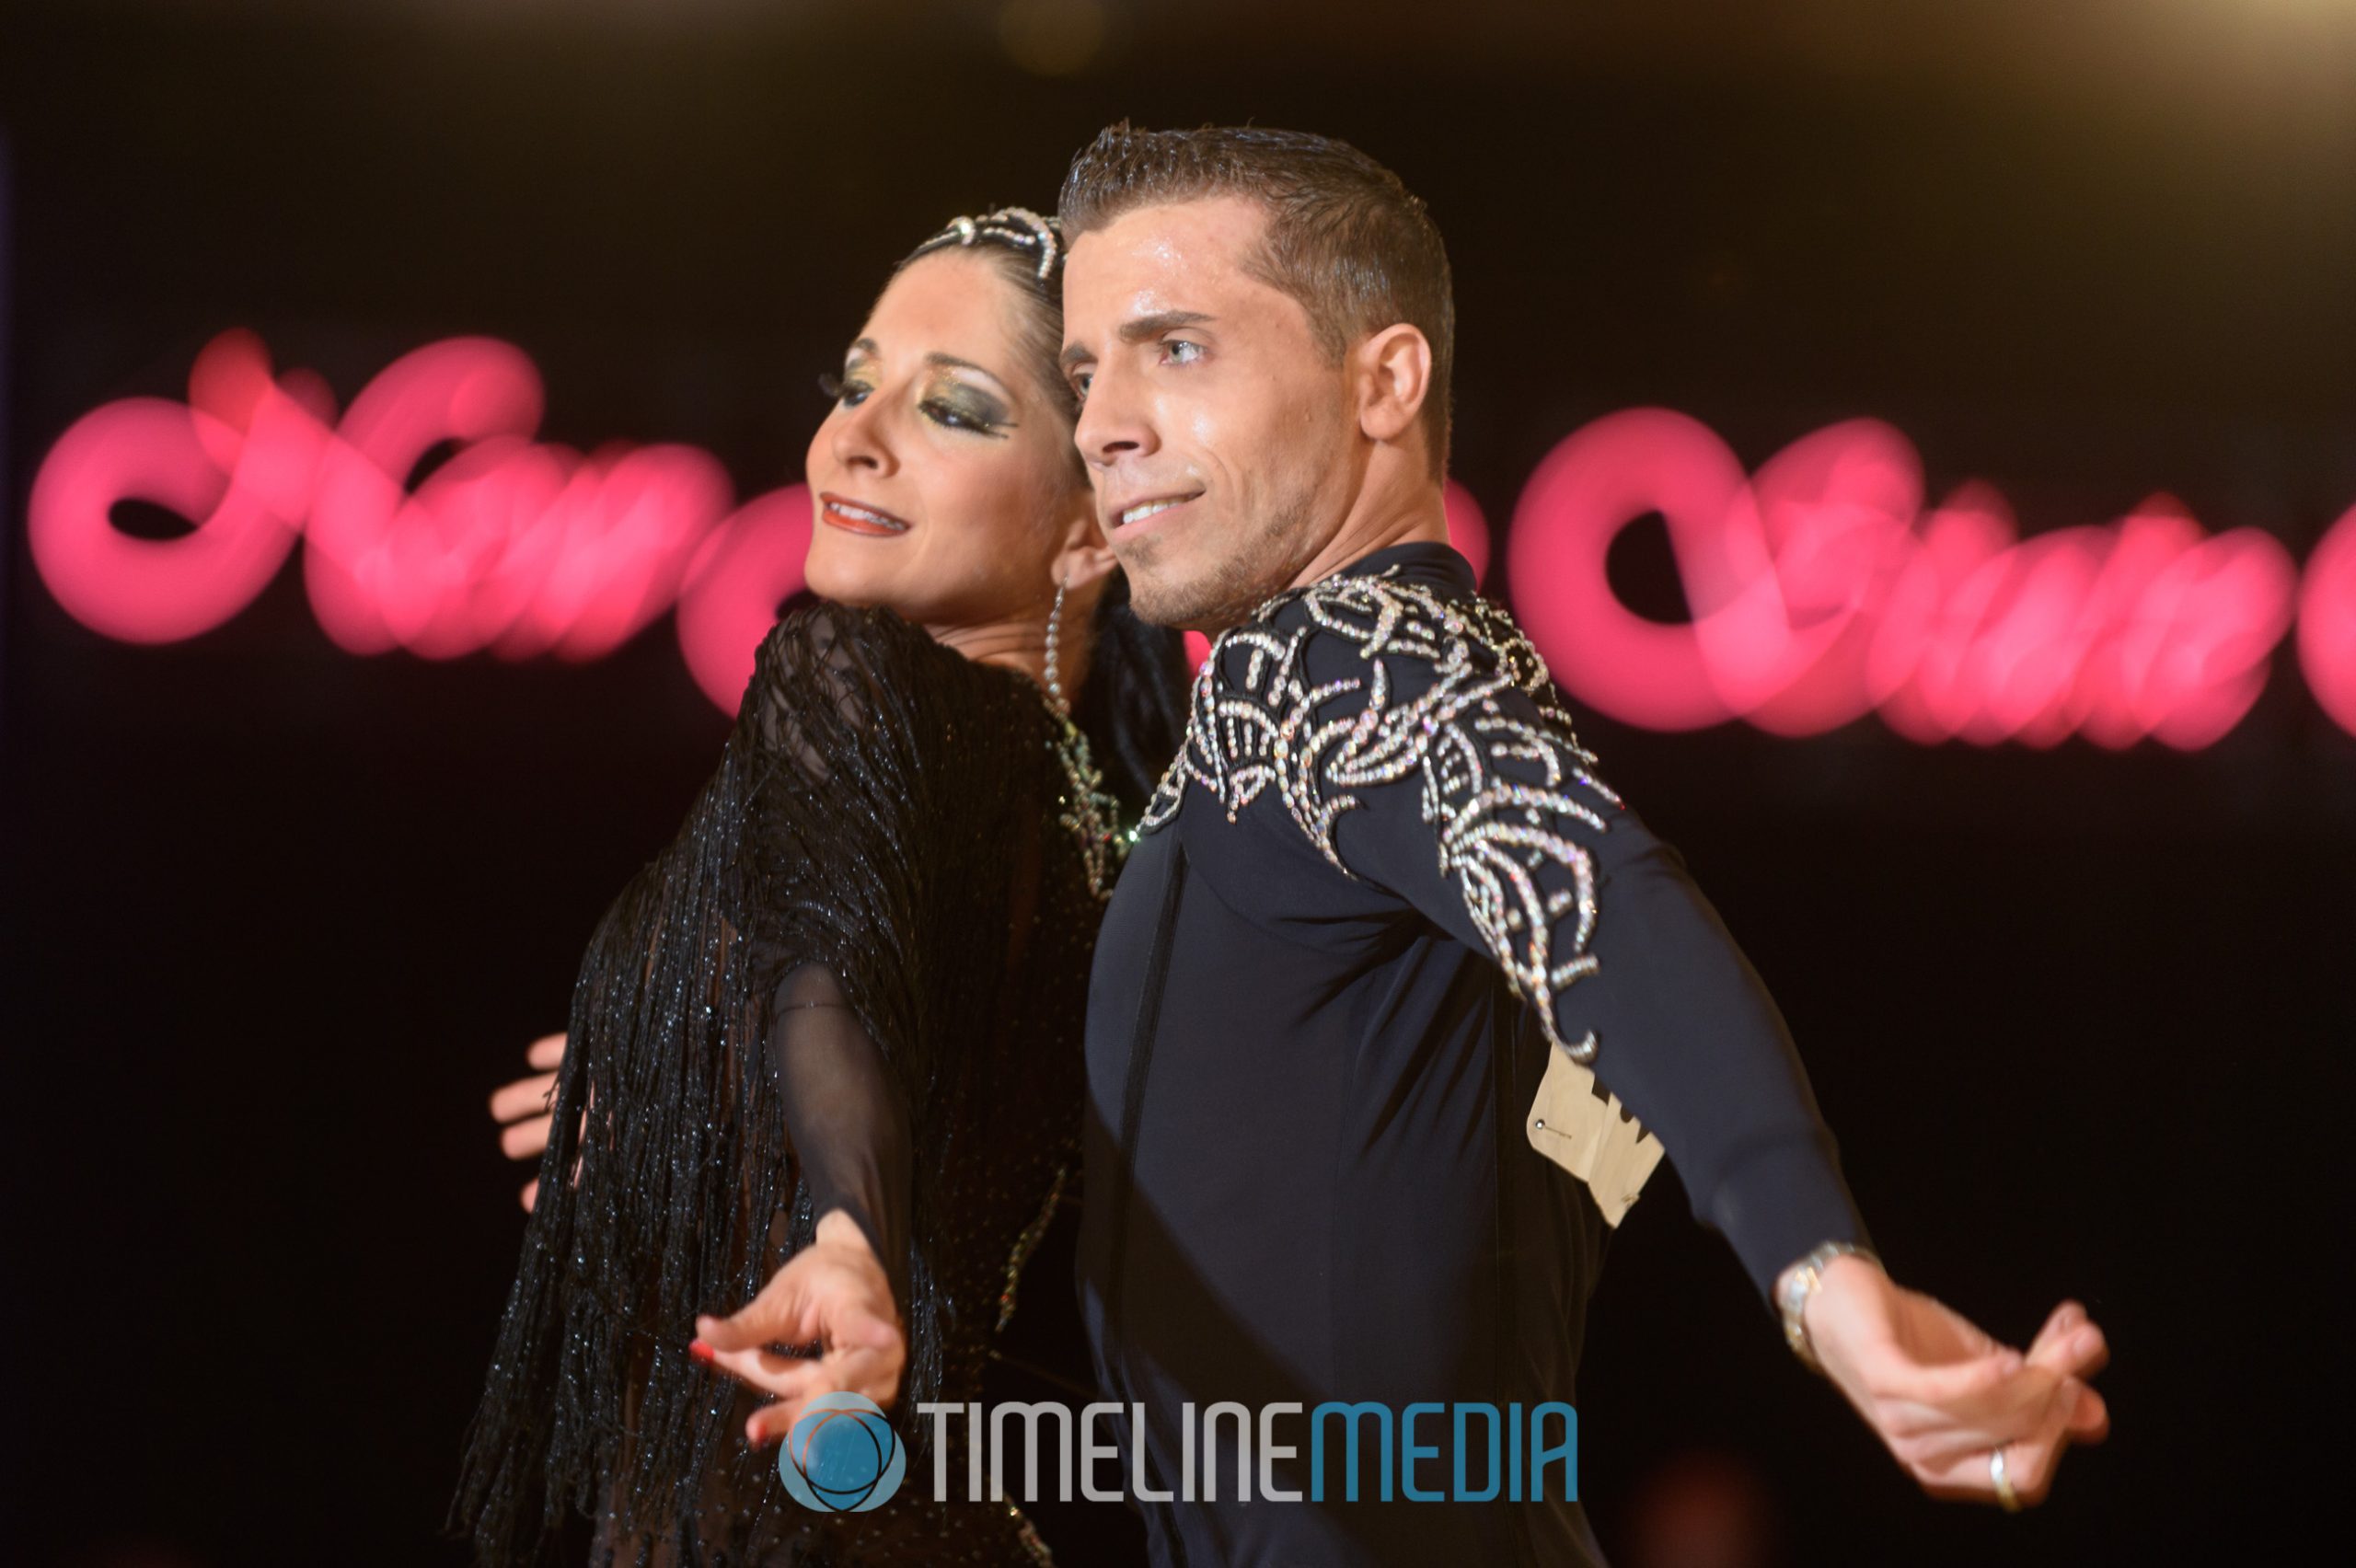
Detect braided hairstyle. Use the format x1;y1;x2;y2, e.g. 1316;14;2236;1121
894;207;1188;814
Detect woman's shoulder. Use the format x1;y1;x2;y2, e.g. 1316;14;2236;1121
751;599;951;686
735;600;1045;770
743;600;1006;714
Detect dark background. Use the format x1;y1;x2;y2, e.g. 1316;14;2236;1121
3;3;2350;1565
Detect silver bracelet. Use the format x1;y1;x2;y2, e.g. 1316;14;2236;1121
1777;1240;1880;1372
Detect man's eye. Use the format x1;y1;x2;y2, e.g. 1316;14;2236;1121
1162;340;1204;366
1070;372;1093;403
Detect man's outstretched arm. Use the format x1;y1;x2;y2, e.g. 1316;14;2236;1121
1275;582;2109;1507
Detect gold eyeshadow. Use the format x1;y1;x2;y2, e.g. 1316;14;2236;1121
922;375;1012;435
818;355;1013;438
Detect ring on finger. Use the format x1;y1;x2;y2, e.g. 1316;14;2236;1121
1989;1445;2022;1512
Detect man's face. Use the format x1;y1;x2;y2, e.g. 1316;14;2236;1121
1060;198;1359;630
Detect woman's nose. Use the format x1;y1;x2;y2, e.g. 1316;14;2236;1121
830;394;895;476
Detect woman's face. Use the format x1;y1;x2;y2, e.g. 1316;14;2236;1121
803;248;1088;628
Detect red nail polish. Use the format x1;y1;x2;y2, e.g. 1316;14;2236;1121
688;1339;713;1363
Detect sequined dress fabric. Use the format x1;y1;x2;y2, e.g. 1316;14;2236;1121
456;603;1106;1567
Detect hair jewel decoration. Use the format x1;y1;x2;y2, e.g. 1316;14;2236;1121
909;204;1063;283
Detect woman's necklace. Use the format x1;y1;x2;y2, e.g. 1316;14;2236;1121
1039;693;1124;900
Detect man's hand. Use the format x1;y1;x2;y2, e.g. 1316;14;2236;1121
488;1032;581;1211
691;1209;907;1447
1796;1255;2111;1507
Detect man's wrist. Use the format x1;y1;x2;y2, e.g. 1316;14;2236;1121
1775;1239;1881;1371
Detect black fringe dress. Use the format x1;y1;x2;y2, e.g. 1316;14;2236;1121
455;603;1119;1567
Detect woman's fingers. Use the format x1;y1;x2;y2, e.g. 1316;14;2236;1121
736;1346;905;1447
526;1032;567;1070
695;1311;906;1447
698;1287;819;1355
696;1340;830;1401
746;1396;816;1447
835;1342;905;1409
696;1235;907;1451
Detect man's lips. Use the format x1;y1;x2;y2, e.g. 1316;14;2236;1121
1109;491;1203;536
819;492;911;536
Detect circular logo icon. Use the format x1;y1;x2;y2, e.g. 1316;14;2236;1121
776;1392;905;1513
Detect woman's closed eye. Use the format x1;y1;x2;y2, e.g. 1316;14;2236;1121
819;371;872;407
919;385;1012;438
819;368;1011;438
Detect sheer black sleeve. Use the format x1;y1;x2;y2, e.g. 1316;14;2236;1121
767;961;913;1311
455;602;997;1567
1186;574;1870;1304
723;603;958;1369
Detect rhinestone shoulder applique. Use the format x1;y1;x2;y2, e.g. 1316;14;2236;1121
1141;568;1623;1061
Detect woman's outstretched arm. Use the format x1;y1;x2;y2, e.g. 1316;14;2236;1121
690;959;911;1447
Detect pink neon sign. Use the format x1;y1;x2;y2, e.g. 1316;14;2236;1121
27;330;2350;747
1509;410;2304;749
29;329;803;712
2298;502;2356;737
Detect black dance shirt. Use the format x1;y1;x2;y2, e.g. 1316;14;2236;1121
1078;542;1869;1567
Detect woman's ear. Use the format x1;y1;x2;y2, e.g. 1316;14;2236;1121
1054;505;1120;596
1356;324;1433;448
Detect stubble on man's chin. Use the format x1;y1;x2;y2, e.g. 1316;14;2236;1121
1122;507;1312;633
1127;571;1271;635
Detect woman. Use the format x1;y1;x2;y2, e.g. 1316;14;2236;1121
454;207;1184;1567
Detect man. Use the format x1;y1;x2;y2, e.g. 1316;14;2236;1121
1052;123;2109;1565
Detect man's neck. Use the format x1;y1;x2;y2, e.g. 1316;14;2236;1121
1283;483;1451;592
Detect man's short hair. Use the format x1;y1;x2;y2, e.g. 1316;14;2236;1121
1058;122;1455;479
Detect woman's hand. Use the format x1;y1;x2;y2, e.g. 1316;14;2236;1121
1799;1255;2111;1508
691;1209;907;1447
488;1032;580;1211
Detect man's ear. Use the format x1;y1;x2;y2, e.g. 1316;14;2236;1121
1355;324;1434;449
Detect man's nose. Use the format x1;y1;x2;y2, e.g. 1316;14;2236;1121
1075;368;1154;469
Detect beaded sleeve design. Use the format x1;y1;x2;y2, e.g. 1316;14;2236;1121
1142;569;1623;1065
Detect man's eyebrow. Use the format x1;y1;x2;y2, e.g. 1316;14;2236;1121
1120;309;1215;342
1061;310;1217;370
